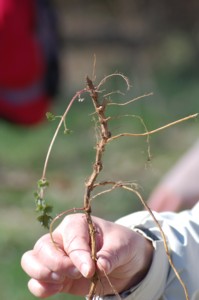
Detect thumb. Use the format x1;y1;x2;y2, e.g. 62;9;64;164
94;221;138;276
97;255;112;275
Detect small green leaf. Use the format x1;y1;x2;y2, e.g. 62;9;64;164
35;178;53;229
64;128;72;135
43;205;53;214
37;214;52;229
37;179;49;188
46;112;56;121
35;199;45;212
34;192;40;200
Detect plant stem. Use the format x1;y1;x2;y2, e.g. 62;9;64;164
83;76;112;299
42;89;87;180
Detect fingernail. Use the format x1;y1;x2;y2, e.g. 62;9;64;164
51;272;63;282
97;258;111;273
81;263;90;277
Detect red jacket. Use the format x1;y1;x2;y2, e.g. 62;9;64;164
0;0;51;125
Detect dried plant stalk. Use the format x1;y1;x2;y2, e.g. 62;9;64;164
84;76;113;298
36;73;198;300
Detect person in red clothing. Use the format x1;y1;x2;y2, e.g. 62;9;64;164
0;0;59;125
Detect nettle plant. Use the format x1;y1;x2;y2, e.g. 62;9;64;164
34;73;197;300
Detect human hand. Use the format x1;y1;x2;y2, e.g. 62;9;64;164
147;187;183;212
148;140;199;213
147;186;199;212
21;214;153;298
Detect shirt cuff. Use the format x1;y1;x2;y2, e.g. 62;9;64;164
120;238;169;299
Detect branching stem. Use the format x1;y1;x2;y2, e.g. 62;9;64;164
42;88;87;180
43;74;196;300
84;76;113;299
108;113;198;142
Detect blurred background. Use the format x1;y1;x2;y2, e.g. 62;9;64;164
0;0;198;299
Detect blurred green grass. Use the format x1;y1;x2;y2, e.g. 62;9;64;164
0;70;198;300
1;2;199;298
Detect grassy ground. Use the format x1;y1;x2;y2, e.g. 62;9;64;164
0;70;198;300
1;2;199;298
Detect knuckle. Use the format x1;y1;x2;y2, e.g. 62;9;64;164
51;255;65;273
34;234;50;250
62;213;85;227
21;251;31;269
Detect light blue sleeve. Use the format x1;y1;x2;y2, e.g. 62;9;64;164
95;201;199;300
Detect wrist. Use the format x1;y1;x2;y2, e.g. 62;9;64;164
119;226;158;298
130;229;154;286
118;228;154;295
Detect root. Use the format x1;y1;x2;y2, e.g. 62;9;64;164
36;72;196;299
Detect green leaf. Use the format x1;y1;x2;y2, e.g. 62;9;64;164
35;202;44;212
37;214;52;229
37;179;49;188
34;191;40;200
43;205;53;214
46;112;56;121
64;128;73;135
